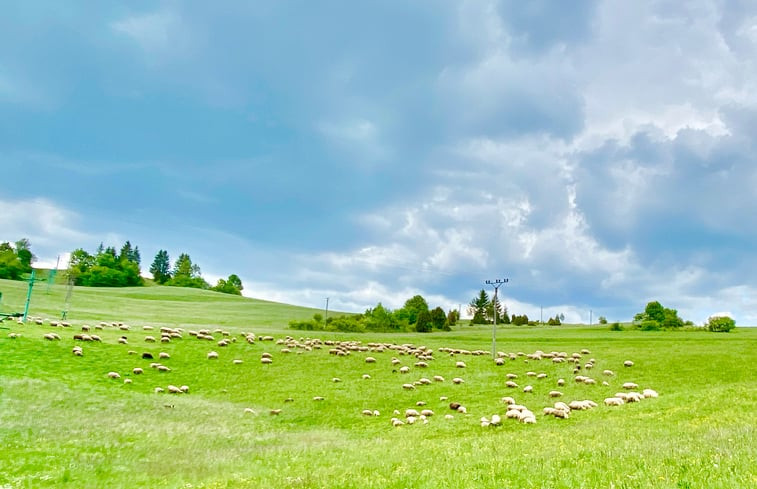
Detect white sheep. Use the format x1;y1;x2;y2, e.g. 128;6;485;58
623;360;634;367
365;356;376;363
452;377;464;384
123;378;132;384
399;366;410;374
144;336;156;343
642;388;659;398
604;397;624;406
549;390;563;398
603;369;614;376
133;367;144;375
159;352;170;359
362;374;371;380
107;372;121;379
244;408;257;415
557;378;565;386
455;361;466;368
207;351;219;359
501;396;515;405
523;385;533;393
233;359;243;365
402;383;416;390
167;385;182;394
261;357;273;364
505;380;518;388
506;373;518;379
622;382;639;390
433;375;444;382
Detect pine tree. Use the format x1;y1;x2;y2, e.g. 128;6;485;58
149;250;171;284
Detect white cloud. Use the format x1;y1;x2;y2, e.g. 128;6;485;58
110;10;190;58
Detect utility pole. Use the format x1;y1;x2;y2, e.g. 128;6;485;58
485;278;509;359
324;297;329;322
540;306;543;325
589;309;593;326
23;269;37;322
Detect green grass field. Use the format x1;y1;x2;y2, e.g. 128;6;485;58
0;279;755;488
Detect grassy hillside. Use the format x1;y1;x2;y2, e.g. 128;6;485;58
1;280;755;488
0;278;330;331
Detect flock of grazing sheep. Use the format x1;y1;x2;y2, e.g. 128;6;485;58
6;315;659;429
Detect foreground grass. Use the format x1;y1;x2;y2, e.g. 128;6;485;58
1;307;755;488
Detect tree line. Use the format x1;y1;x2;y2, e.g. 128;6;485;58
67;241;244;295
0;239;34;280
289;294;460;333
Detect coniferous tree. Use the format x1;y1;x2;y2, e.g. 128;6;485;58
150;250;171;284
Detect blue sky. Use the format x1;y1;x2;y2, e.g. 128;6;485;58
2;1;757;324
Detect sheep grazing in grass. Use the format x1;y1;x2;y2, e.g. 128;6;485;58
261;357;273;364
144;336;156;343
568;400;597;410
444;414;454;420
391;418;404;427
43;333;61;341
118;337;128;345
416;401;427;406
505;381;518;388
526;371;537;377
332;377;342;383
167;385;182;394
124;378;132;384
457;405;467;414
72;346;83;356
414;361;429;368
365;356;377;363
622;382;639;390
91;335;101;342
244;408;257;415
549;390;563;398
391;358;401;366
616;391;644;403
452;377;464;385
159;352;170;359
133;368;144;375
261;352;272;359
624;360;634;367
8;333;20;339
603;369;614;376
433;375;444;382
537;373;547;379
270;409;282;415
581;349;591;355
233;359;243;365
501;396;515;405
543;407;570;419
449;402;461;411
362;409;374;416
180;385;189;393
506;373;518;380
207;351;219;360
439;396;448;401
494;357;505;366
402;383;416;390
313;396;325;401
362;374;371;380
604;397;624;406
557;378;565;386
107;372;121;379
405;409;420;418
523;385;533;393
157;365;171;372
643;388;659;398
399;366;410;374
420;409;434;417
455;361;467;368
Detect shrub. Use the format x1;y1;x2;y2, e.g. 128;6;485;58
706;316;735;333
609;322;623;331
639;320;661;331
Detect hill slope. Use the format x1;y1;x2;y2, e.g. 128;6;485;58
0;278;331;330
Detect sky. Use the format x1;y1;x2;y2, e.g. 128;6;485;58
2;1;757;325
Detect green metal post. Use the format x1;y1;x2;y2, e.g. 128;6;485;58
23;269;35;322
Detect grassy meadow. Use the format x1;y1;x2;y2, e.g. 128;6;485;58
0;278;755;488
